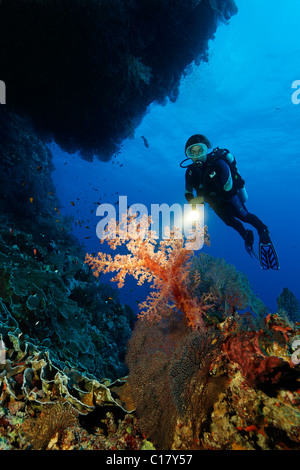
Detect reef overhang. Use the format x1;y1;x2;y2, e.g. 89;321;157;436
0;0;237;161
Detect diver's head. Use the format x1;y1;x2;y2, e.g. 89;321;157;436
185;134;211;165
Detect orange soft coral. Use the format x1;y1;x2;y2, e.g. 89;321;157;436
85;212;212;329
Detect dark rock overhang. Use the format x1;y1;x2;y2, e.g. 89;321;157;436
0;0;237;161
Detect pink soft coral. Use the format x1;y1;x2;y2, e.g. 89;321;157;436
85;212;212;329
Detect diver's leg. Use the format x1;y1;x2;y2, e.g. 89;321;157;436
212;203;247;238
243;213;270;241
227;195;280;266
228;195;268;238
213;203;255;254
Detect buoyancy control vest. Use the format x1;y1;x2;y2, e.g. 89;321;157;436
204;147;245;192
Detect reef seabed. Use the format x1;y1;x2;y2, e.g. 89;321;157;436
0;305;299;450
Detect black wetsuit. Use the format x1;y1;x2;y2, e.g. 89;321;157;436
185;150;268;241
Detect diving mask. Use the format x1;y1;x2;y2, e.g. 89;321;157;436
186;143;208;163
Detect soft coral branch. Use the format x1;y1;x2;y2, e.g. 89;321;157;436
85;212;212;328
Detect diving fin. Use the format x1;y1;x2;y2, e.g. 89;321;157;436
259;235;280;270
244;229;259;260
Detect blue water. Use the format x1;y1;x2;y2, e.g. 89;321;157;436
51;0;300;315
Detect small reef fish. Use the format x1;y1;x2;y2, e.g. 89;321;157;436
141;135;149;148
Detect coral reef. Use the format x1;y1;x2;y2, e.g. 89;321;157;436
86;213;211;329
0;107;147;450
0;0;237;160
200;318;300;451
1;304;299;450
1;211;300;450
126;312;227;449
0;229;132;379
0;108;63;237
22;401;79;450
0;326;152;450
277;287;300;324
0;109;134;381
190;253;268;321
125;309;300;450
86;222;300;450
125;312;185;450
0;93;299;451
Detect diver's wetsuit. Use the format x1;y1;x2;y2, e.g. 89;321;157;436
185;151;268;241
210;193;268;240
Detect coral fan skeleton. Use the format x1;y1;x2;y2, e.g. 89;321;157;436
85;212;212;329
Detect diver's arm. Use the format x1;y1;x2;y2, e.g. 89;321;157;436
185;169;195;202
185;190;194;202
185;166;205;204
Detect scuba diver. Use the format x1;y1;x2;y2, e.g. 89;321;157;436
180;134;280;270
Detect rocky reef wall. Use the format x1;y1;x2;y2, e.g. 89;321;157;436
0;109;134;381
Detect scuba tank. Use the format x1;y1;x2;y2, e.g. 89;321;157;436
238;186;248;203
204;147;247;197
